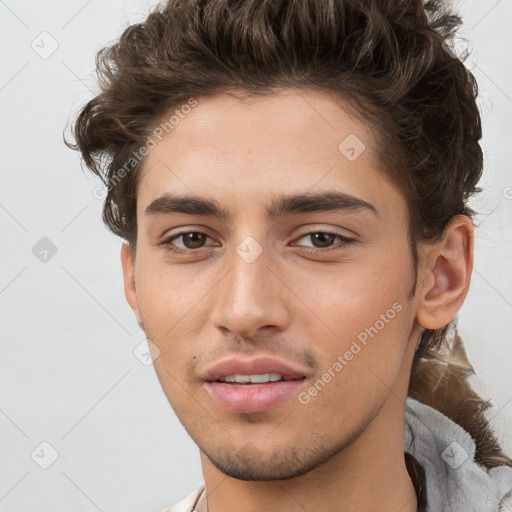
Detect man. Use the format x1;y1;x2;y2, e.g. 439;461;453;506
65;0;512;510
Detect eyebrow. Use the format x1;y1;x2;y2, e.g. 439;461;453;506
144;191;378;218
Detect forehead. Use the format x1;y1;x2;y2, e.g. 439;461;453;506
136;88;404;222
143;88;375;163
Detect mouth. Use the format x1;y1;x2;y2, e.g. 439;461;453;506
216;373;306;384
202;355;309;383
201;356;310;413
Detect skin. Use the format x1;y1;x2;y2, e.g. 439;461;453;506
120;88;473;512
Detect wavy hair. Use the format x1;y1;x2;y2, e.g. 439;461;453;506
64;0;512;473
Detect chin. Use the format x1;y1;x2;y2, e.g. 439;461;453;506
202;440;337;481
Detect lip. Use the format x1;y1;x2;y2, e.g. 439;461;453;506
201;355;310;413
201;355;309;382
205;380;306;413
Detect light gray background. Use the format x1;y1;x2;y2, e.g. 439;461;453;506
0;0;511;510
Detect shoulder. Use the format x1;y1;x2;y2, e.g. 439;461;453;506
161;484;205;512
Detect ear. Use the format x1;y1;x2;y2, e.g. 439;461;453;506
415;215;474;330
120;242;143;330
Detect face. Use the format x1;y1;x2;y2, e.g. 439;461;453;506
125;88;420;480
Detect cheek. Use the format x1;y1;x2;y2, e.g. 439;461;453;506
295;250;410;332
298;303;412;427
134;270;201;382
295;251;412;388
136;259;209;328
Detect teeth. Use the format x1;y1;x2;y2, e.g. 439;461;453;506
248;374;269;383
220;373;285;383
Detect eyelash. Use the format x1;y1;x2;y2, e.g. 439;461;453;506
160;230;356;255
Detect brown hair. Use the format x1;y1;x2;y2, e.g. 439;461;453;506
64;0;511;469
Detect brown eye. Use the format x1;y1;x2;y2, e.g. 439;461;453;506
294;231;354;251
307;232;338;248
161;231;214;253
179;232;208;249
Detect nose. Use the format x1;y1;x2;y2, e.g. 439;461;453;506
211;239;290;340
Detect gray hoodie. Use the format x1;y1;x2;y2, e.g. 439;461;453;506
404;397;512;511
163;397;512;512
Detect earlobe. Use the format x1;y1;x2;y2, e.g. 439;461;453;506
120;242;143;329
416;215;474;330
